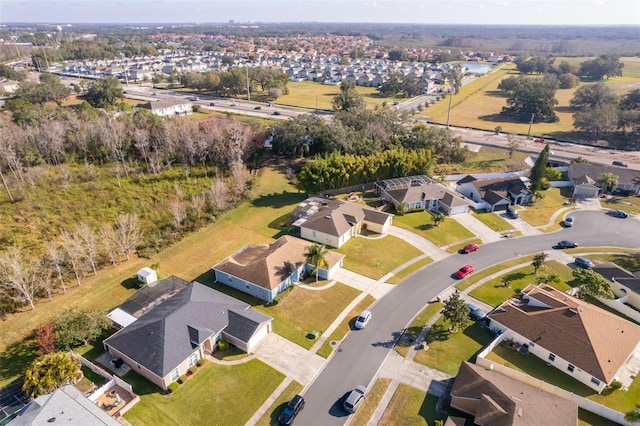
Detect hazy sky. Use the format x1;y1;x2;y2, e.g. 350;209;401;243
2;0;639;26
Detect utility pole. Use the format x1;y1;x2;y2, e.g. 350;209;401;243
527;113;535;137
446;86;453;129
246;66;250;102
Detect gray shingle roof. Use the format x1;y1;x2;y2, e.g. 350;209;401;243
224;309;271;342
105;281;270;377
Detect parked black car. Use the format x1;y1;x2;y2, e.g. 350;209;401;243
556;240;578;249
607;209;629;218
278;395;305;425
612;161;628;167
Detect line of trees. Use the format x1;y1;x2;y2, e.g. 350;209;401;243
178;67;290;98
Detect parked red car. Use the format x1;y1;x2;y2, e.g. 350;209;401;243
461;243;479;253
455;265;474;279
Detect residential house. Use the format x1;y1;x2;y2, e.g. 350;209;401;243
104;280;272;390
140;98;193;117
568;163;640;198
456;175;532;212
376;175;472;215
593;262;640;310
291;198;393;248
487;284;640;393
11;385;121;426
448;361;578;426
213;235;344;302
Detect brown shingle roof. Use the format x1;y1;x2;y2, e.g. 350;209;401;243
569;163;640;186
450;361;578;426
213;236;343;290
488;284;640;383
299;199;390;237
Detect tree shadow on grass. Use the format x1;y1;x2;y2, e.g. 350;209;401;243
417;223;436;231
501;271;527;284
251;191;307;210
479;113;529;124
120;277;140;290
0;340;39;386
267;212;295;239
425;323;450;344
194;271;265;307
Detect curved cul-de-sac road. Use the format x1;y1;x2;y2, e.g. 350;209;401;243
297;210;640;425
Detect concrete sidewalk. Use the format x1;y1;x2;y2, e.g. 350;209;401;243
387;226;449;261
331;267;395;300
451;212;503;243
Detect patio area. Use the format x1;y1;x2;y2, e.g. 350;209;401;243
96;351;132;377
95;385;135;417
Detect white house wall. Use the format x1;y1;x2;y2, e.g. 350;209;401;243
213;270;273;301
300;227;343;248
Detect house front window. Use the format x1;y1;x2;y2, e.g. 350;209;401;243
170;368;179;383
591;377;601;386
188;353;198;368
548;353;556;362
567;364;575;373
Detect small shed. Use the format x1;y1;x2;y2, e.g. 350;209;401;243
137;267;158;285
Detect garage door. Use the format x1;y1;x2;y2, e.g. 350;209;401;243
574;187;598;198
493;204;508;211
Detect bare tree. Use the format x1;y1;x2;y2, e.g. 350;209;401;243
114;213;143;261
59;230;84;286
507;134;521;159
100;117;129;178
100;224;119;266
191;193;206;220
74;222;99;276
133;127;151;174
0;245;40;310
169;197;187;229
44;241;67;294
36;120;66;165
208;177;230;211
229;163;249;198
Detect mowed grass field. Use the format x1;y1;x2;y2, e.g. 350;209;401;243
420;57;640;138
277;80;404;110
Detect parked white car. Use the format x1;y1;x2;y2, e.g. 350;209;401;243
354;310;372;329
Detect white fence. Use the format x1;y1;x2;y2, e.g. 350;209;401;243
550;181;573;188
476;341;635;425
596;296;640;323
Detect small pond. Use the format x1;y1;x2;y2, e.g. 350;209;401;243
464;63;493;74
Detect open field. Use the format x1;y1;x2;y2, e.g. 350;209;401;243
123;360;284;426
277;80;403;110
335;235;423;279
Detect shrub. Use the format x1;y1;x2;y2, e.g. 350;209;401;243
178;375;187;384
188;366;197;375
167;382;180;393
196;358;205;367
217;339;230;351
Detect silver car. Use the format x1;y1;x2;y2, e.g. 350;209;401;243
343;385;367;413
354;310;372;329
575;257;594;268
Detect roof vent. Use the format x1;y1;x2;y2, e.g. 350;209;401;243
568;308;578;314
325;215;330;219
517;408;523;417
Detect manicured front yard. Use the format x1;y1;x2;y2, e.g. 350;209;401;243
395;302;443;358
378;385;445;426
335;235;423;279
472;209;516;232
350;378;392;426
469;260;573;307
414;320;494;376
255;380;304;426
517;187;571;228
601;196;640;215
254;284;361;349
123;359;284;426
386;257;433;284
316;294;376;358
394;211;475;247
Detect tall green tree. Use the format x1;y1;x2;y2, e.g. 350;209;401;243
23;352;83;399
441;290;469;333
432;212;445;227
573;104;619;140
304;243;329;282
85;77;123;108
570;83;618;110
498;74;559;123
331;81;365;112
597;172;618;194
529;144;550;191
572;268;614;299
579;55;624;81
531;252;548;275
53;309;112;349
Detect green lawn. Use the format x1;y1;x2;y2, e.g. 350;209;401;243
316;295;376;358
277;80;403;110
469;260;573;307
253;284;361;349
395;303;443;358
394;211;475;247
386;257;433;284
378;385;445;426
414;320;494;376
455;255;536;291
446;238;483;254
437;146;530;175
335;235;423;279
255;380;304;426
351;378;393;426
472;209;515;232
578;409;622;426
585;254;640;272
601;196;640;215
123;359;284;426
517;187;572;228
